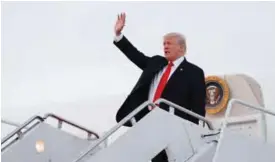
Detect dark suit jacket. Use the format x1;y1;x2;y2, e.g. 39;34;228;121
114;36;206;127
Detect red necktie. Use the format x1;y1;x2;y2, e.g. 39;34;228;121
153;61;174;103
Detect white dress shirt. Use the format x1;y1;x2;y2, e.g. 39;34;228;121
148;56;184;103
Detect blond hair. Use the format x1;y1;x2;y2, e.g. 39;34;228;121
163;32;187;53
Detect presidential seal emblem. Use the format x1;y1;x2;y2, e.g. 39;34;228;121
205;76;230;114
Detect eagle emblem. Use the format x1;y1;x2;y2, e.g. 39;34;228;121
205;76;230;114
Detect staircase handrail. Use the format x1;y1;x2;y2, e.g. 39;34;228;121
212;98;275;162
72;98;214;162
155;98;214;130
1;115;44;144
43;113;99;139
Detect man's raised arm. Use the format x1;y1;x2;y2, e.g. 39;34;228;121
113;13;150;70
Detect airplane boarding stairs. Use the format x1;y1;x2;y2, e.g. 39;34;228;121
1;113;102;162
2;98;275;162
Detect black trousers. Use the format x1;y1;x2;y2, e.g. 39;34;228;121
152;149;168;162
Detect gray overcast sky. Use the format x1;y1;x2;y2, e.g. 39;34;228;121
2;1;275;141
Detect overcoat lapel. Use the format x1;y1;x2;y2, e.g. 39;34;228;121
162;58;187;94
132;58;168;92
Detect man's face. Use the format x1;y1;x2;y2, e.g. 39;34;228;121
163;36;184;61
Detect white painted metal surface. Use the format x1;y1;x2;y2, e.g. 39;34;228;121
80;108;213;162
212;128;275;162
1;123;101;162
2;74;275;162
2;98;275;162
